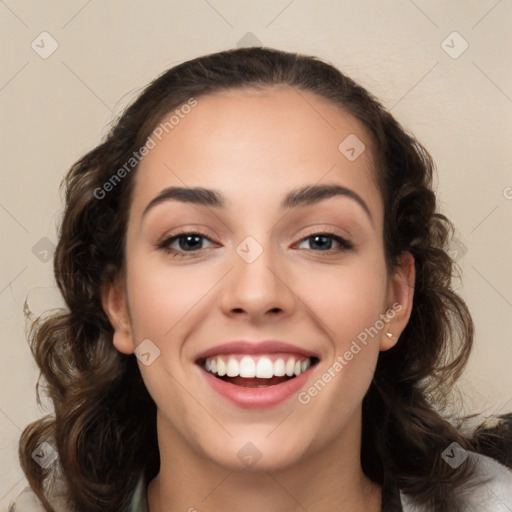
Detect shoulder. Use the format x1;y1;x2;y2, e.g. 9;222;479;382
466;451;512;510
400;451;512;512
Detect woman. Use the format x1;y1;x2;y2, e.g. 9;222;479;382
9;47;512;512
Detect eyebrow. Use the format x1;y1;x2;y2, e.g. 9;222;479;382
142;184;373;224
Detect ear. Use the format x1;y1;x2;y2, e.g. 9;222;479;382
101;275;135;355
380;251;415;351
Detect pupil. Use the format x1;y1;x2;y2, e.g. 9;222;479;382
311;235;331;250
179;235;202;250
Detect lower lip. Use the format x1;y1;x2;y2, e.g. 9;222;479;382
198;365;316;409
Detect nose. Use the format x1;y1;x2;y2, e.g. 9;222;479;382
219;237;297;323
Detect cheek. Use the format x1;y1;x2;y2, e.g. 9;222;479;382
296;257;388;347
123;257;216;422
125;254;219;341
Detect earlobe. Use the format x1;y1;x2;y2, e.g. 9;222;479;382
380;251;415;351
101;276;135;355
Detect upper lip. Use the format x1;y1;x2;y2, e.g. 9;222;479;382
195;340;320;363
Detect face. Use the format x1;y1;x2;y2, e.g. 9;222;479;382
103;86;414;472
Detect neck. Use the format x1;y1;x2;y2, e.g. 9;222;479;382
147;410;381;512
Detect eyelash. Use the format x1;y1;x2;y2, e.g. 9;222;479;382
156;231;353;258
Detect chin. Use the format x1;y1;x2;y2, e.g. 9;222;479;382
199;433;310;473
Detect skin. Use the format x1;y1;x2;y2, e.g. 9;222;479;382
102;86;415;512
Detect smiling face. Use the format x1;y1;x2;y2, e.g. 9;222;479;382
102;86;414;474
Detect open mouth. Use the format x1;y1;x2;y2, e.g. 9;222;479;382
197;354;320;388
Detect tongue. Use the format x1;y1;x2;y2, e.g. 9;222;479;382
220;375;293;387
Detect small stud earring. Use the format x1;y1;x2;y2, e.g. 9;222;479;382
385;332;393;338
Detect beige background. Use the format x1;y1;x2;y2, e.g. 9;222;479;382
1;0;511;506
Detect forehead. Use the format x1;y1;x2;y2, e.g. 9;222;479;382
130;86;382;223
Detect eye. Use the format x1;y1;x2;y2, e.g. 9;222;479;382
296;232;352;253
156;231;352;257
157;232;217;257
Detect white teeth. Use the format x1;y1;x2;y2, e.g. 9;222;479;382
239;356;256;378
226;357;239;377
274;358;286;377
202;355;314;379
216;358;226;376
256;358;274;378
285;358;295;377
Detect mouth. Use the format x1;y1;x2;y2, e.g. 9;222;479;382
194;340;321;408
196;354;320;388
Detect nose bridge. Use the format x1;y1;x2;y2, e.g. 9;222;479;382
220;233;295;317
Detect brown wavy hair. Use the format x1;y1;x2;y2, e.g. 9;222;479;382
17;47;511;512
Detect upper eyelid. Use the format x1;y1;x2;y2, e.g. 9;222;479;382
158;231;217;247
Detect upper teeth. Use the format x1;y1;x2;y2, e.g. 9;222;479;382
203;355;312;378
